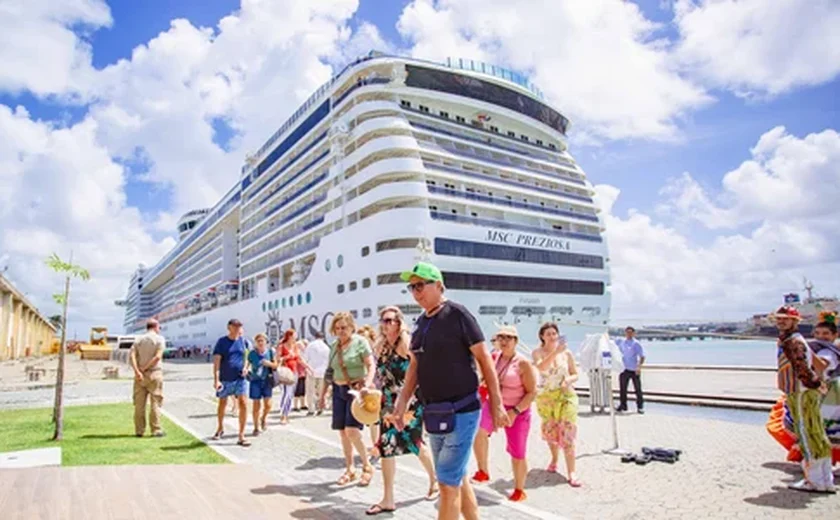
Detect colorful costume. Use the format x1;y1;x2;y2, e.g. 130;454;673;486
536;350;578;449
777;329;835;492
766;338;840;465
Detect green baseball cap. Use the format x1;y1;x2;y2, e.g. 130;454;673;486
400;262;443;283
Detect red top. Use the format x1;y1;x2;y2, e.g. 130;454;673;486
280;343;300;374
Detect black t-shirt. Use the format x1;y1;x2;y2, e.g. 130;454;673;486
410;301;484;411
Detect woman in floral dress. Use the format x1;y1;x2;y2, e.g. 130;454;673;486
532;322;581;487
366;306;438;516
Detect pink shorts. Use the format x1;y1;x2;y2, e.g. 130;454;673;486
479;401;531;460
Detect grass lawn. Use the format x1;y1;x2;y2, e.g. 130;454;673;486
0;403;228;466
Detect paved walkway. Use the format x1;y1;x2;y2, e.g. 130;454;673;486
0;465;329;520
163;395;838;519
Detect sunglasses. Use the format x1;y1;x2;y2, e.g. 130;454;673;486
406;280;432;292
496;334;517;341
380;317;398;325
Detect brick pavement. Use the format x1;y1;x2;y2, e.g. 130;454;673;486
163;396;838;520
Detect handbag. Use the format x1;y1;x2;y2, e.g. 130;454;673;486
424;394;479;434
274;366;296;386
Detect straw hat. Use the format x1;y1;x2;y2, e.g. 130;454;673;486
768;305;802;322
350;388;382;425
495;324;519;339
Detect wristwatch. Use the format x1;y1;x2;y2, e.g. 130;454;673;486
512;406;522;415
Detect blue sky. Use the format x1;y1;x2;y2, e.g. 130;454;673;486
1;0;839;331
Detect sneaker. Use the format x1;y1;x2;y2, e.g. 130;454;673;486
152;431;166;438
638;409;645;415
508;489;527;502
471;470;490;483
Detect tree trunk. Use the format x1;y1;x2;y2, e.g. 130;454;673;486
51;274;70;441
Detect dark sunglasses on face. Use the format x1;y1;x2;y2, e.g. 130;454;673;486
497;334;516;341
380;317;398;325
406;281;430;293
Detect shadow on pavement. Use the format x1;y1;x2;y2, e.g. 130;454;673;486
743;486;824;509
250;482;367;519
761;461;801;476
295;456;348;471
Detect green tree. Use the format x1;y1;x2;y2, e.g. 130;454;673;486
48;314;63;333
45;252;90;441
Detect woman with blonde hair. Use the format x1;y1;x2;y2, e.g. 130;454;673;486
533;322;581;487
318;312;377;487
366;306;438;515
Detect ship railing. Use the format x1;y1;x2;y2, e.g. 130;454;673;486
243;172;328;234
241;194;327;250
444;57;544;100
240;215;325;264
424;162;593;204
246;133;329;206
240;239;320;278
428;185;599;223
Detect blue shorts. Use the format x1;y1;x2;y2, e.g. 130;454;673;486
217;379;247;399
428;409;480;487
249;378;273;400
331;383;363;431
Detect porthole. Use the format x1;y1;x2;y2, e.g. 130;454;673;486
325;259;331;271
306;292;312;304
337;254;344;268
262;303;266;312
297;294;302;305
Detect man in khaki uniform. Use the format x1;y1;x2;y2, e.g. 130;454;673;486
130;319;166;437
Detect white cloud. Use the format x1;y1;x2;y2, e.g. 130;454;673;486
674;0;840;97
397;0;711;141
0;105;174;332
0;0;379;334
600;126;840;322
0;0;111;98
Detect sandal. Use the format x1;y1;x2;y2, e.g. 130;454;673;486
359;465;375;487
237;438;252;447
365;504;395;516
546;463;558;473
252;429;260;437
568;476;582;488
425;481;440;501
337;469;357;486
260;417;267;431
211;431;223;441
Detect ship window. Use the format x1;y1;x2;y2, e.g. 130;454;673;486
456;115;466;123
363;308;372;318
361;246;370;257
520;135;529;142
479;305;507;315
429;205;438;211
471;212;478;217
426;180;436;185
289;296;294;307
297;294;302;305
451;209;457;214
512;306;547;316
325;259;331;271
306;292;312;303
549;143;556;150
419;105;430;113
337;254;344;268
536;140;543;146
507;131;516;137
349;281;358;292
400;100;411;108
350;310;358;319
490;126;498;133
439;111;449;118
362;278;371;288
441;271;604;295
376;238;424;252
337;284;345;294
376;273;402;285
434;238;604;269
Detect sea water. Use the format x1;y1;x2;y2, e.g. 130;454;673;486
566;337;777;368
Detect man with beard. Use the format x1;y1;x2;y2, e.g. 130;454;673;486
772;306;834;493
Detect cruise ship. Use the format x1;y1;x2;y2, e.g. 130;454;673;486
119;52;611;350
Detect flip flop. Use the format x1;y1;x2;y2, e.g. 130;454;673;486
426;482;440;501
365;504;395;516
237;438;252;447
211;431;224;441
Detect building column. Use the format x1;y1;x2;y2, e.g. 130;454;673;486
11;300;23;359
0;291;9;360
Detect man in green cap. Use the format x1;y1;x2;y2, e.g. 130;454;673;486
393;262;507;520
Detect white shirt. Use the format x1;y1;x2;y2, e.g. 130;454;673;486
302;339;330;376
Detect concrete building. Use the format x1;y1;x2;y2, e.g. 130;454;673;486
0;273;57;360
